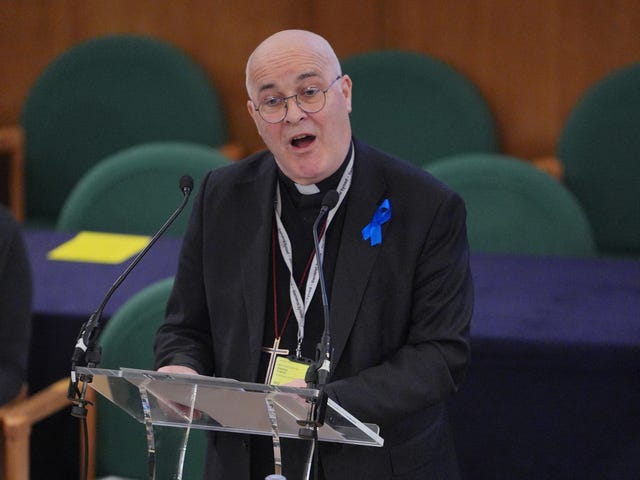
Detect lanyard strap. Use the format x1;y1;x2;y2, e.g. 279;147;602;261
273;147;354;353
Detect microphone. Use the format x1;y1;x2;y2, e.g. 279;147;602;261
299;189;339;444
180;174;194;195
68;175;194;415
307;189;339;388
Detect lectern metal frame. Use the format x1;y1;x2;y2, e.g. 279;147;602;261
78;367;383;479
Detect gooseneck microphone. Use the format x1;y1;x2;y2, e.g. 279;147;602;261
308;189;339;388
298;189;339;479
68;175;194;415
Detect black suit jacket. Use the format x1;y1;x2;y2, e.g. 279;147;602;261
155;138;473;479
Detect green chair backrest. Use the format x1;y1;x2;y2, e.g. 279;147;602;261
56;141;231;237
22;34;229;227
557;62;640;257
426;153;597;256
341;50;498;166
97;277;205;479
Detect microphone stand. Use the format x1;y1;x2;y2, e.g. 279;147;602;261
68;176;194;419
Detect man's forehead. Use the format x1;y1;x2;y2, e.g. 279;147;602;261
256;71;323;93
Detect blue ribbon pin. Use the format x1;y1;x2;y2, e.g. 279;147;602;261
361;198;391;246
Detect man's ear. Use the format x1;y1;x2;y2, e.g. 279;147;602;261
341;75;353;113
247;99;256;119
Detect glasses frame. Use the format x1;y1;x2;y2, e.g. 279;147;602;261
252;75;343;124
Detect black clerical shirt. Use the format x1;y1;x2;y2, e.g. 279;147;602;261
259;156;349;381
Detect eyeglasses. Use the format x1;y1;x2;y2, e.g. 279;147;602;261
252;75;342;124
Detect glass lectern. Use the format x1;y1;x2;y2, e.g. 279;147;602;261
78;367;383;479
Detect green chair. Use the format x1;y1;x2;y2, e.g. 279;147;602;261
95;277;206;479
557;62;640;257
341;50;498;166
425;153;597;256
56;141;231;237
21;34;233;228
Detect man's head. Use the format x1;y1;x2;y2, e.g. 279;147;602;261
246;30;353;185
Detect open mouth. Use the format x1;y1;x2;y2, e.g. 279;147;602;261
291;134;316;149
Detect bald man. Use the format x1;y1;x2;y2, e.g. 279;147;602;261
155;30;473;479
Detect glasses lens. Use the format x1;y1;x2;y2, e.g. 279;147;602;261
297;88;326;114
259;99;286;123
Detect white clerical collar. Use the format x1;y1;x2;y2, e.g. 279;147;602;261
294;183;321;195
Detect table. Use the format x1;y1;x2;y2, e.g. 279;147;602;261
450;253;640;479
24;231;640;479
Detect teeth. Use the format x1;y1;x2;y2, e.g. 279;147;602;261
293;135;308;140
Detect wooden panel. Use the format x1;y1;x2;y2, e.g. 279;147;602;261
310;0;387;54
1;0;639;160
0;126;24;220
385;0;640;158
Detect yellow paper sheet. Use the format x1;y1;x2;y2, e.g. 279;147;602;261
47;231;151;264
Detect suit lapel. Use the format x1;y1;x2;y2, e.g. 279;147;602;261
330;144;389;369
236;157;278;379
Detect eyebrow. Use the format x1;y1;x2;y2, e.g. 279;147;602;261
257;71;321;93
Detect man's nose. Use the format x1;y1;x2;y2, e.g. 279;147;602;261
284;96;307;123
